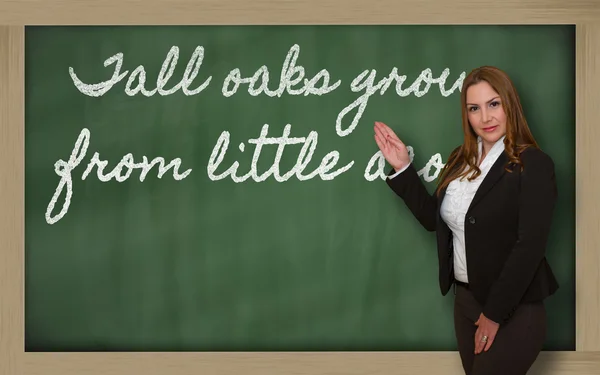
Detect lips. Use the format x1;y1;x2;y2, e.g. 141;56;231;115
483;126;498;132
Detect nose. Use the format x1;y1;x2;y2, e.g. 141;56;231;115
481;108;492;123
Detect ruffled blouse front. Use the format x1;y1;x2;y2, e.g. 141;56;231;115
440;135;506;283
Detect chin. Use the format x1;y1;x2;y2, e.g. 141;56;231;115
479;129;505;142
483;134;502;141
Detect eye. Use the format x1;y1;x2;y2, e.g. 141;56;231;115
468;106;478;112
490;100;500;108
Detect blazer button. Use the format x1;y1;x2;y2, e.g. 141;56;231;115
468;216;476;224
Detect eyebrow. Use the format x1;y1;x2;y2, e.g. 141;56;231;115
466;96;500;106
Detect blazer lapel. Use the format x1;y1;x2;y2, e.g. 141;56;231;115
466;150;510;213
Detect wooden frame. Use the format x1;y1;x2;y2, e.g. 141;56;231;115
1;1;598;374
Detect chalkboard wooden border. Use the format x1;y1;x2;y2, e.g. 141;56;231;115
1;0;599;374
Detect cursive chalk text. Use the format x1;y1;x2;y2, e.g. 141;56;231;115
46;128;192;224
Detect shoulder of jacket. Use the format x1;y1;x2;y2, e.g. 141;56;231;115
519;146;555;170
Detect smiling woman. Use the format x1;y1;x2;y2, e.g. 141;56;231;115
466;90;504;142
375;66;559;375
19;24;579;373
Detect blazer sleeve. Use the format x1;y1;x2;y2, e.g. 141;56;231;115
385;163;438;232
482;149;558;324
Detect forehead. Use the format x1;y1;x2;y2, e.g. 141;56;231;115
466;81;499;103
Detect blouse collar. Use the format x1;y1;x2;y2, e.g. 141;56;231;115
477;134;506;167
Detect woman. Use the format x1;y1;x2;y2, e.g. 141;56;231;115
374;66;559;375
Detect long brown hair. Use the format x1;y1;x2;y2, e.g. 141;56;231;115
435;66;539;197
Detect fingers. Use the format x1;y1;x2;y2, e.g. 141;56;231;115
375;121;403;144
374;122;404;151
474;324;488;355
374;124;387;145
374;124;397;157
474;330;497;354
478;336;486;355
475;331;496;354
474;328;482;354
386;136;404;149
374;133;388;155
373;121;408;171
375;121;394;141
475;336;485;354
374;126;389;154
484;333;495;352
475;313;499;354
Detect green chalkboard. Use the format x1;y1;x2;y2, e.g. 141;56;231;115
25;25;575;351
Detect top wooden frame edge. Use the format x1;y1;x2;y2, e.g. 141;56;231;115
0;0;599;25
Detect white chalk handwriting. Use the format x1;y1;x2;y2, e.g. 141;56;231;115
68;44;465;137
45;128;192;225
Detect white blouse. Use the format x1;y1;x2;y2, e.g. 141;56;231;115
389;135;507;283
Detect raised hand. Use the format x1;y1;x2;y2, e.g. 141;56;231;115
373;121;411;172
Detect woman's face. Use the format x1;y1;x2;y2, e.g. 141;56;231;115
466;81;507;149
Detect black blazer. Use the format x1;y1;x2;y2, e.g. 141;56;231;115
386;146;559;325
